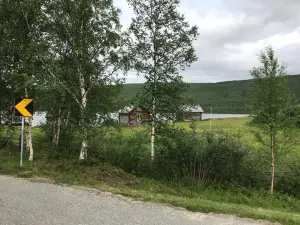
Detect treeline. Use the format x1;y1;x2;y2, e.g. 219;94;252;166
121;74;300;114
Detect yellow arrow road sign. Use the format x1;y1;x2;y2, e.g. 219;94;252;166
15;98;33;117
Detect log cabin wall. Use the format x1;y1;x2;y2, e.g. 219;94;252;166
128;107;150;126
184;112;202;121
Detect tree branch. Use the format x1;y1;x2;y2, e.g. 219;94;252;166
46;67;80;106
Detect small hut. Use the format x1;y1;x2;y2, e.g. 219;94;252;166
182;105;204;121
118;106;150;126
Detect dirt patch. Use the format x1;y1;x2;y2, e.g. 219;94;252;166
28;176;56;184
84;166;139;187
17;171;34;178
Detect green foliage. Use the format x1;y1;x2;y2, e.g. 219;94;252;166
249;46;295;193
95;127;261;188
92;131;151;176
0;0;47;97
128;0;199;125
2;122;300;224
250;46;293;133
1;1;300;223
119;74;300;114
38;123;81;159
249;115;267;126
79;122;300;198
288;105;300;127
3;148;300;225
39;0;130;158
155;128;269;189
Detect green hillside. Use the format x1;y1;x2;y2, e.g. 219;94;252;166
121;74;300;114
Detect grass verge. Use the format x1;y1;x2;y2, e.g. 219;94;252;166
1;153;300;225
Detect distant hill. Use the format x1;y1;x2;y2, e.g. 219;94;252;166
121;74;300;114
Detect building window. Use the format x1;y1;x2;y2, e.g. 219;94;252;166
137;113;142;124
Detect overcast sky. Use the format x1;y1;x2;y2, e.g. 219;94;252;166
115;0;300;83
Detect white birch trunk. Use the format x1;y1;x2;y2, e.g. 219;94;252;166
79;72;88;160
24;88;33;161
65;110;71;126
151;121;155;160
25;123;30;152
55;115;62;147
79;125;88;160
151;97;156;160
52;116;57;145
52;107;62;147
270;133;275;193
27;117;33;161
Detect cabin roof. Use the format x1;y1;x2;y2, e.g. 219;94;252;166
119;105;204;113
118;105;149;114
118;106;135;113
183;105;204;113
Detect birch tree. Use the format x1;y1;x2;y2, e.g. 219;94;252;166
128;0;198;159
38;85;74;148
0;0;47;161
250;46;293;193
45;0;129;160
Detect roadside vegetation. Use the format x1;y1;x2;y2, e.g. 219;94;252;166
1;0;300;225
1;117;300;225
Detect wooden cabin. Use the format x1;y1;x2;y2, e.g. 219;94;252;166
182;105;204;121
118;106;150;126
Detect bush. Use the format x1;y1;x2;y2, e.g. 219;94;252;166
102;118;119;127
36;123;81;160
90;131;152;176
154;128;267;188
95;126;269;190
249;115;267;126
275;154;300;198
33;123;300;198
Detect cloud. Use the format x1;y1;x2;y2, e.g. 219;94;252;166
115;0;300;83
115;0;133;29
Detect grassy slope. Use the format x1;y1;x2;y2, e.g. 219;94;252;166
121;74;300;113
1;118;300;224
119;117;253;135
1;154;300;225
102;116;300;154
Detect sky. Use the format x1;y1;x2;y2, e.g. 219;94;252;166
115;0;300;83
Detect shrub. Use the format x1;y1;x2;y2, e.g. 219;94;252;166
154;128;266;187
275;154;300;198
91;131;152;176
95;125;269;190
102;118;119;127
34;123;299;197
36;123;81;160
249;115;267;126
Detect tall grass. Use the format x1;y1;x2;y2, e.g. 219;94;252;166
2;118;300;224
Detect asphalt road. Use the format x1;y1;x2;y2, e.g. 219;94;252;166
0;175;278;225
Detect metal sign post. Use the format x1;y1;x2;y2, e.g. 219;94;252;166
14;98;34;167
20;117;25;167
